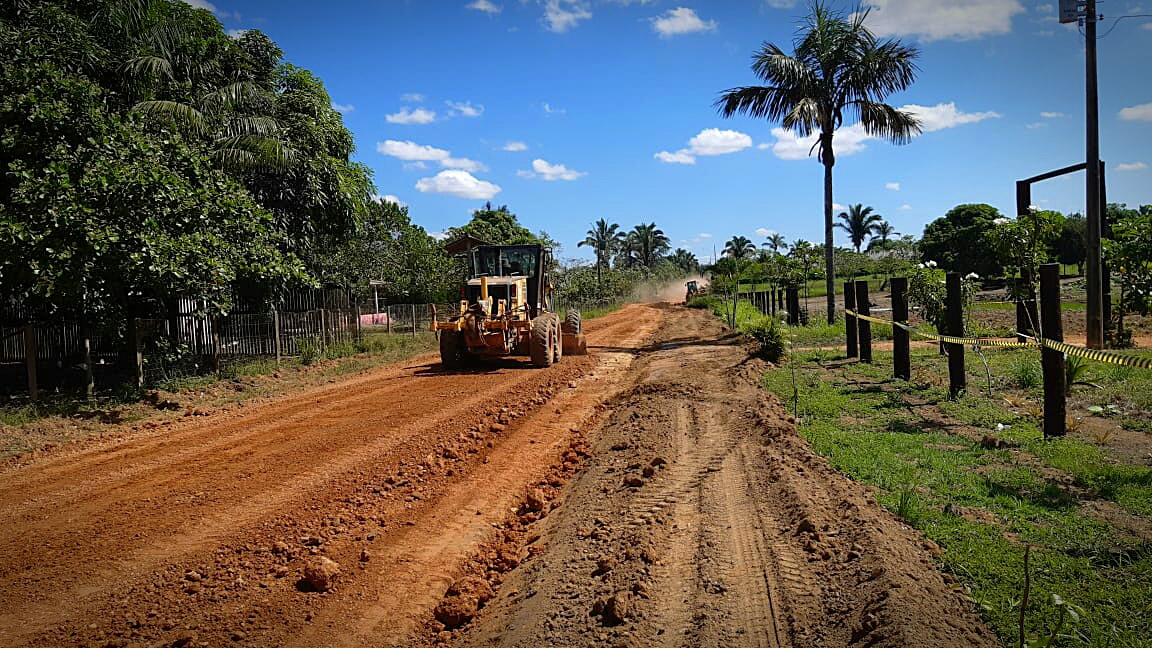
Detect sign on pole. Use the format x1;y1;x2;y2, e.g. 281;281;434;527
1058;0;1080;23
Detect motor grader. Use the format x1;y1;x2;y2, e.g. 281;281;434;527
432;244;587;369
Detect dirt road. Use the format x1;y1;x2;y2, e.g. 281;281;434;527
0;303;995;647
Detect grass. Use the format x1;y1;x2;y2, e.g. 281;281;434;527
972;301;1088;312
760;346;1152;647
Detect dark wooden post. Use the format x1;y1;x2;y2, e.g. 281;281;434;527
386;305;393;335
1040;263;1066;437
844;281;858;358
355;303;363;343
856;279;872;363
81;326;94;399
411;304;417;336
272;310;282;367
891;277;910;380
946;273;966;398
24;325;38;402
211;316;221;374
785;287;800;325
131;319;144;388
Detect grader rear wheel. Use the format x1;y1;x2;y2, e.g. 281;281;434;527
552;314;562;363
561;309;581;335
530;317;554;368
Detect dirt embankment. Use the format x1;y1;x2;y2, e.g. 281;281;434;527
445;306;996;647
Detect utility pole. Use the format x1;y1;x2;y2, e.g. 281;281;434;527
1080;0;1104;348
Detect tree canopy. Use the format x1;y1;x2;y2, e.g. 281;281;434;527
919;204;1005;278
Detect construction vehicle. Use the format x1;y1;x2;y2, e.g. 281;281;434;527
432;244;587;368
685;280;699;302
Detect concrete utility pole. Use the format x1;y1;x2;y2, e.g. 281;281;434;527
1083;0;1104;349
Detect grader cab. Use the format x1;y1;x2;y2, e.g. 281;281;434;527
433;244;587;369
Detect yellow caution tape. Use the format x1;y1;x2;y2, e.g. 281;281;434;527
844;309;1152;367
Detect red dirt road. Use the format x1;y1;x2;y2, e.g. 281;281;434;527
0;305;658;647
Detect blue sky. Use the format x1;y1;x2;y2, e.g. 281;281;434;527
191;0;1151;264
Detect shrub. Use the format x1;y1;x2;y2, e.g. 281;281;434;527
742;315;786;363
688;295;720;310
1010;358;1041;389
296;337;323;365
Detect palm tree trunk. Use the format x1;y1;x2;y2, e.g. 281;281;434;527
823;158;836;324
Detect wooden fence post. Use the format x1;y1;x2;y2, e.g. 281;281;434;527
386;305;392;335
1040;263;1066;437
212;316;221;375
856;279;872;363
891;277;910;380
132;318;144;388
844;281;858;358
24;325;38;402
272;310;282;367
355;303;362;343
946;272;966;398
785;287;799;325
82;325;94;399
411;304;417;336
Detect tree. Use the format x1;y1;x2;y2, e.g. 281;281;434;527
867;221;898;251
577;219;623;293
764;232;788;255
1054;213;1086;274
716;2;921;323
447;203;543;246
835;204;883;252
630;223;671;268
669;248;699;274
724;235;757;260
919;204;1004;278
1104;204;1152;343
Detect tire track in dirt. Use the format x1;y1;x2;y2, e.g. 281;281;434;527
0;304;660;647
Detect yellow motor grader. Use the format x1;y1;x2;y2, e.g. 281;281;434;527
432;244;587;369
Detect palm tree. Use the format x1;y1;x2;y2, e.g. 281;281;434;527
835;204;884;252
764;232;788;255
669;248;699;273
724;235;757;260
716;2;920;323
630;223;671;268
867;221;898;251
577;219;623;291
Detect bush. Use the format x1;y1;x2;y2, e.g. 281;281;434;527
688;295;720;310
296;337;323;365
742;315;786;363
1010;358;1041;389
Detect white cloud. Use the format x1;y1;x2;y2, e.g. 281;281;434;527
446;100;484;117
377;140;451;161
467;0;501;14
181;0;218;13
1035;3;1054;12
899;204;913;210
1117;162;1147;171
763;0;797;7
404;161;429;171
375;194;407;207
520;158;587;181
502;141;528;151
441;157;488;172
401;93;425;103
386;107;437;125
757;142;770;150
655;150;696;164
543;102;566;115
832;203;847;212
698;233;713;239
1026;122;1047;129
1119;102;1152;121
656;128;753;164
227;28;249;39
651;7;717;37
1040;111;1065;118
885;182;900;191
543;0;592;32
330;102;355;114
904;102;1001;131
754;227;776;237
415;170;501;199
859;0;1025;41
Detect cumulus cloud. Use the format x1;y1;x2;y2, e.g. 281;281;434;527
330;102;355;114
651;7;717;37
755;227;777;237
375;194;407;207
377;140;450;161
441;157;488;172
832;203;847;212
656;128;753;164
859;0;1025;41
446;100;484;117
386;107;437;125
415;170;501;199
698;233;713;239
899;204;912;210
763;0;797;7
654;150;695;164
1117;162;1147;171
519;158;587;181
904;102;1001;131
401;93;425;103
543;102;566;115
885;182;900;191
543;0;592;32
1040;111;1065;118
1119;102;1152;121
467;0;501;13
502;141;529;151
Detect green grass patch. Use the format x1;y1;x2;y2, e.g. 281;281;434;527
761;346;1152;646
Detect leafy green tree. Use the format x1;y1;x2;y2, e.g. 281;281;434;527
919;204;1004;278
717;2;920;323
629;223;671;268
447;203;545;246
724;235;756;260
987;207;1061;298
1105;204;1152;342
835;204;883;252
1054;213;1086;274
669;248;699;273
577;218;623;292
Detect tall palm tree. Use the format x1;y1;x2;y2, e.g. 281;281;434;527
867;221;898;251
577;219;622;291
669;248;699;273
630;223;671;268
716;2;920;323
724;235;757;260
764;232;788;255
835;204;884;252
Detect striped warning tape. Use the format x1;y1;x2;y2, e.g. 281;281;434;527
844;309;1152;367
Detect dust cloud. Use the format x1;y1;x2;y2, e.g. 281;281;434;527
632;275;709;304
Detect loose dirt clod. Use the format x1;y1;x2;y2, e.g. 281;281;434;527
300;557;340;592
434;576;496;629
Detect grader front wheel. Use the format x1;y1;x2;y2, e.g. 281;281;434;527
530;317;554;368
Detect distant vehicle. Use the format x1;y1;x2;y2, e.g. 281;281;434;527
685;280;699;302
432;244;587;368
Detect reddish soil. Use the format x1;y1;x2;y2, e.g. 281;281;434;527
0;303;996;647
